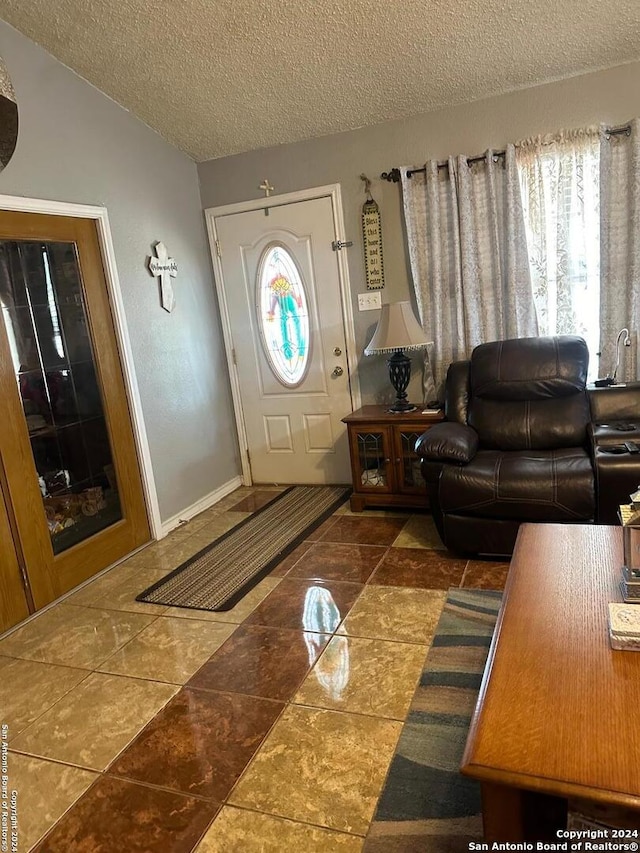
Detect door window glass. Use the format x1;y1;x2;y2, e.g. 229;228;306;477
257;244;310;386
0;240;122;554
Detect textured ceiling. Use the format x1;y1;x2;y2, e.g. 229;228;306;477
1;0;639;162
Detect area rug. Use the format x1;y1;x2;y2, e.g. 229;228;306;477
136;484;350;611
364;587;502;853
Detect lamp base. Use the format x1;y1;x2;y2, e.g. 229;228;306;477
387;350;417;412
387;401;418;414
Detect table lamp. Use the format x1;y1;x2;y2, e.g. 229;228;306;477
364;301;432;412
594;327;631;386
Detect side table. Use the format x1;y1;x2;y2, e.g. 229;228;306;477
342;405;443;511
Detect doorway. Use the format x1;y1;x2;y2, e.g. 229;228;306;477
0;208;150;633
207;185;360;485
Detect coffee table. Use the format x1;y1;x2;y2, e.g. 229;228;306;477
461;523;640;841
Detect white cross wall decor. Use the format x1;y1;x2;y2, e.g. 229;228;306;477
148;242;177;313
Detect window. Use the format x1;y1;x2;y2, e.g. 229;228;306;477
256;244;310;387
517;132;600;379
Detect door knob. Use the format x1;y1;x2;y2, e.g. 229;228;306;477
332;366;344;377
333;347;342;356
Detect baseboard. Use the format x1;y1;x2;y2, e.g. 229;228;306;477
158;476;243;539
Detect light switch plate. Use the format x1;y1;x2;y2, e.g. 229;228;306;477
358;291;382;311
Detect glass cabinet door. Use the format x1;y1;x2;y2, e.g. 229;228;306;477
394;428;427;494
352;429;392;492
0;240;122;554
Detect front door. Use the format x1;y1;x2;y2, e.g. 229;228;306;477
213;194;354;484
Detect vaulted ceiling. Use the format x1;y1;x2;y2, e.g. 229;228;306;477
1;0;639;162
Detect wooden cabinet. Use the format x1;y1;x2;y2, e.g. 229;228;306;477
342;405;443;511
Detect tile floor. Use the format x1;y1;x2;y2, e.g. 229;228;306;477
0;487;509;852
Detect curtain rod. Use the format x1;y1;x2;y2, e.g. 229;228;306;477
380;124;632;182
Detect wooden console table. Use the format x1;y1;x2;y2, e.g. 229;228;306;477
342;405;443;511
462;523;640;840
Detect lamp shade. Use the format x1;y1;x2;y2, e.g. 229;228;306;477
364;301;432;355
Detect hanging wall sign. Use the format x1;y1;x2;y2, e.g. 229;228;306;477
362;195;385;291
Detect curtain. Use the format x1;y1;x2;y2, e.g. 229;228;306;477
516;128;600;379
599;119;640;382
401;145;537;401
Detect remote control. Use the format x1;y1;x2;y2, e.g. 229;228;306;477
625;441;640;454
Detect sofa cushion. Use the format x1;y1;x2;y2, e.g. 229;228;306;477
470;335;588;401
438;447;595;521
469;394;591;451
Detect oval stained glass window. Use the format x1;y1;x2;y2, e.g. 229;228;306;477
257;244;310;386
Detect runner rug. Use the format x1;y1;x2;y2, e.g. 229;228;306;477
136;484;350;612
364;587;502;853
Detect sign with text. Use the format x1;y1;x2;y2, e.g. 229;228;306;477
362;199;385;290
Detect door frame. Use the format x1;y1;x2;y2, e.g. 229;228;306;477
205;184;361;485
0;194;161;538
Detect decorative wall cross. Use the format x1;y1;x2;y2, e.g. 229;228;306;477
148;242;177;313
259;178;274;197
259;178;274;216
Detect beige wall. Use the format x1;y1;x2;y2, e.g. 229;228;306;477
198;60;640;405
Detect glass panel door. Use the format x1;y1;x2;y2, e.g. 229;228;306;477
0;240;122;554
354;429;391;491
395;429;427;494
0;211;150;613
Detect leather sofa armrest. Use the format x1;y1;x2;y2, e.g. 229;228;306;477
415;422;479;465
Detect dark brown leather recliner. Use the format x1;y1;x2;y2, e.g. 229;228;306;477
416;335;598;556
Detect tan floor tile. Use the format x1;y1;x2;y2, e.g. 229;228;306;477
165;577;282;624
152;518;240;557
84;568;170;616
0;658;87;739
189;504;233;526
160;536;211;565
193;514;251;545
145;534;191;556
7;752;97;852
0;604;156;670
337;586;446;644
117;544;192;573
11;672;177;770
294;636;428;720
211;488;272;512
98;618;235;683
181;512;219;532
184;499;255;530
392;514;445;549
229;704;402;835
64;563;141;607
131;565;186;584
195;806;364;852
158;522;200;545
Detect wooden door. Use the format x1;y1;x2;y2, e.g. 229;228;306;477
214;196;354;484
0;211;150;613
0;472;30;634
